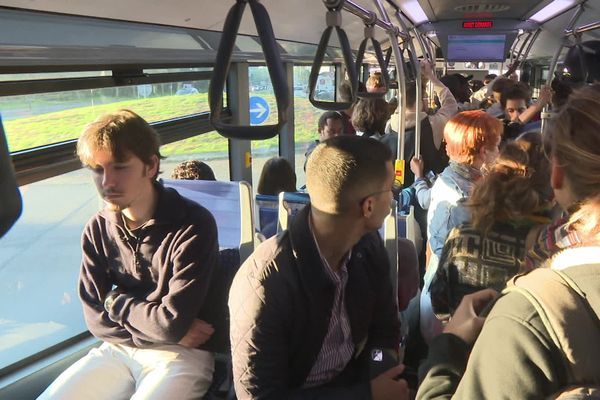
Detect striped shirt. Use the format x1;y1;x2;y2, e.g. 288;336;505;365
304;219;355;388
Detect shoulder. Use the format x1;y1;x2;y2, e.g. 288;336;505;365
232;232;292;287
82;212;111;240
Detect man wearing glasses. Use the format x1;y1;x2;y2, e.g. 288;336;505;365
229;136;408;400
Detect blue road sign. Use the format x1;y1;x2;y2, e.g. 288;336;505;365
249;96;270;125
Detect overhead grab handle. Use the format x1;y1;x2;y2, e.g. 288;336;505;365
309;0;358;111
384;46;393;69
209;0;289;140
355;24;390;98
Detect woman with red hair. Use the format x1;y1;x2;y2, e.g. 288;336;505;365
420;110;502;343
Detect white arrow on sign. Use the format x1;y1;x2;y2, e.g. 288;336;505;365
250;102;267;119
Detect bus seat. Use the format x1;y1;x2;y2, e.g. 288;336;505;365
379;199;400;317
255;194;279;240
163;179;254;264
398;206;420;253
397;238;419;311
202;248;242;400
277;191;310;233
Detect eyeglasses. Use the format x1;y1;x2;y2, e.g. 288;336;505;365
359;188;392;206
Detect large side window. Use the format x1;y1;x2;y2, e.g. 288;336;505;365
249;66;280;191
0;169;96;371
160;132;230;181
3;79;210;153
293;65;334;187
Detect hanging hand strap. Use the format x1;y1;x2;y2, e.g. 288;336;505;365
309;0;358;111
209;0;289;140
355;24;389;98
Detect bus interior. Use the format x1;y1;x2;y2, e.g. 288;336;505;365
0;0;599;398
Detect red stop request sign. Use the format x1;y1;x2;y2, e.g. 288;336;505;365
463;21;493;29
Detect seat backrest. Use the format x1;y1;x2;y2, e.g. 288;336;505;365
162;179;254;263
398;205;418;246
397;238;419;311
277;191;310;233
382;200;398;308
255;194;279;239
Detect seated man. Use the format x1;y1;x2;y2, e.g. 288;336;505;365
39;110;219;400
304;110;344;170
229;136;408;399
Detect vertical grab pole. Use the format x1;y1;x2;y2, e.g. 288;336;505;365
391;9;423;165
413;29;434;113
372;0;408;188
542;4;585;134
521;29;542;62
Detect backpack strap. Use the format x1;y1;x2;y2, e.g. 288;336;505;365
505;269;600;384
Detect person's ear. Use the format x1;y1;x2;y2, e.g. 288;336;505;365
361;196;374;218
147;154;159;178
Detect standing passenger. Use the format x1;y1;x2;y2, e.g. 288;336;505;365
421;110;502;343
39;110;219;400
229;136;408;400
385;61;458;186
417;84;600;399
338;80;358;135
352;97;389;139
304;111;344;169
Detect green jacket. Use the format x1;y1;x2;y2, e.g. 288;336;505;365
417;246;600;399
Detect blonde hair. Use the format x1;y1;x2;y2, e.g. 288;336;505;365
546;84;600;242
366;72;385;93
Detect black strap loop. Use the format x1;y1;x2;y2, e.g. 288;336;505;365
209;0;289;140
384;46;393;70
355;25;390;98
309;5;358;111
0;116;22;238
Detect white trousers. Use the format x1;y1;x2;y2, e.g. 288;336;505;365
38;342;214;400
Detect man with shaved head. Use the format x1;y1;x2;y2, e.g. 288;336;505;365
229;135;408;400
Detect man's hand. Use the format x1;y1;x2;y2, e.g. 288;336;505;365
538;85;552;108
370;365;410;400
505;60;520;77
443;289;499;346
178;319;214;348
420;60;436;82
410;156;425;179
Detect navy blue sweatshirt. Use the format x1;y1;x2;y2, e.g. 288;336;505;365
78;183;219;349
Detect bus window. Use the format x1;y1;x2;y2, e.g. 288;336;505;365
2;79;210;153
249;66;280;189
293;65;329;187
160;132;230;182
0;169;96;371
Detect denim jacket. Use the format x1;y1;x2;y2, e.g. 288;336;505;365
427;162;481;258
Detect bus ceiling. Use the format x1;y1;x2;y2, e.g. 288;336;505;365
0;0;598;62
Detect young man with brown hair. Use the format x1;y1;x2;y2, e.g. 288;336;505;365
39;109;219;400
229;135;408;400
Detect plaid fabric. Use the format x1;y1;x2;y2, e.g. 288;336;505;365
523;218;582;272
